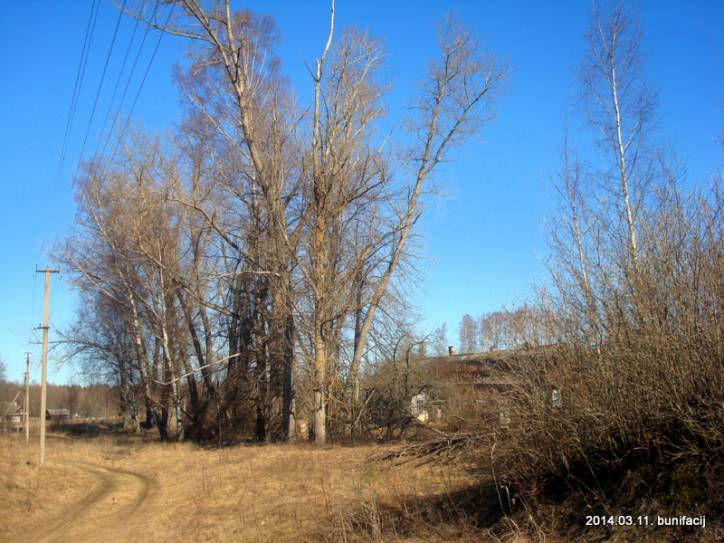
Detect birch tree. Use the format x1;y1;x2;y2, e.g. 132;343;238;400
459;314;477;353
580;2;655;273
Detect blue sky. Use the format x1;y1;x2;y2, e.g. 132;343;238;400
0;1;721;384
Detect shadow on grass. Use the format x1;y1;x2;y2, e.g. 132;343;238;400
48;420;162;447
328;483;509;541
51;420;123;437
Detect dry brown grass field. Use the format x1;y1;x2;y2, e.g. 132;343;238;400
0;422;724;543
0;429;492;543
3;425;722;542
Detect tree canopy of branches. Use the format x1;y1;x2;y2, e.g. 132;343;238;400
56;1;506;444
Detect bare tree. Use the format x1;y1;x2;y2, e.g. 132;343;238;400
458;314;477;353
58;1;505;446
580;2;656;272
431;323;449;356
345;13;506;426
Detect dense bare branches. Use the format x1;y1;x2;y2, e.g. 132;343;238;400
57;2;505;446
399;5;722;532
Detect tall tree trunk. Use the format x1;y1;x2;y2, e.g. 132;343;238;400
117;352;139;432
609;58;639;271
313;324;327;444
282;312;296;440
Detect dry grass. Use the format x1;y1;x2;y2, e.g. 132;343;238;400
4;421;719;542
0;431;481;542
0;434;99;540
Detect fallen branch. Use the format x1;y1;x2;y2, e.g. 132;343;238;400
370;426;493;466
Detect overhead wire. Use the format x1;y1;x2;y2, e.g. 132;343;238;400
35;1;173;370
93;5;143;162
105;2;176;176
77;0;129;163
98;0;161;165
43;0;97;354
57;0;100;180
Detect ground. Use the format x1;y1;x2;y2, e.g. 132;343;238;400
0;429;480;543
3;428;719;542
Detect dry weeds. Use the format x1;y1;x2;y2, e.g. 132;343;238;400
0;432;480;542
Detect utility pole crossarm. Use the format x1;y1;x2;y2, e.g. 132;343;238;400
35;267;60;274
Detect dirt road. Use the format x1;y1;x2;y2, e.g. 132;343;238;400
21;460;157;543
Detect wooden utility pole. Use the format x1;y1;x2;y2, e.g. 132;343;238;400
36;267;59;465
24;352;30;442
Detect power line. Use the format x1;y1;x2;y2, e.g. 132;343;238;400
58;0;98;171
78;0;129;162
93;9;142;162
47;1;97;328
57;0;100;180
98;1;161;164
106;3;176;174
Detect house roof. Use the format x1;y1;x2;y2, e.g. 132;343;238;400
47;408;71;416
415;349;515;378
414;345;563;385
365;345;561;392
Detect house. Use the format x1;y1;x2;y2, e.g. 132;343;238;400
46;408;71;420
408;345;562;429
2;401;23;432
363;345;561;436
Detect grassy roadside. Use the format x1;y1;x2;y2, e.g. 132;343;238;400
0;431;481;542
3;425;719;542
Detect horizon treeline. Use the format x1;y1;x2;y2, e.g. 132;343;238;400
0;380;118;418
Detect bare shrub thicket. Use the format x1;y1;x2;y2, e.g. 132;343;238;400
367;4;721;538
495;182;722;533
493;3;723;528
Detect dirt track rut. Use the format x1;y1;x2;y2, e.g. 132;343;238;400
22;460;157;543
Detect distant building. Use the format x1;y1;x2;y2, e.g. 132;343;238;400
408;346;562;428
2;401;23;432
46;408;71;420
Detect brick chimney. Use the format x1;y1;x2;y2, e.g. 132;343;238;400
448;346;456;356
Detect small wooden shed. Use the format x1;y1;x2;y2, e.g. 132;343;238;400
46;408;71;420
2;401;22;432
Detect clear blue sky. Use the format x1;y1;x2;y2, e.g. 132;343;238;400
0;1;721;384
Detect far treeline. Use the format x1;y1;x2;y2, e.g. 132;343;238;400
0;380;118;419
54;0;719;495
